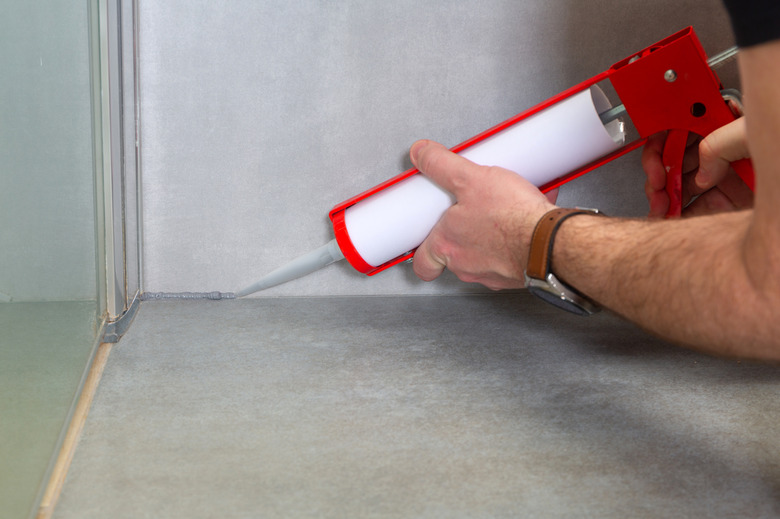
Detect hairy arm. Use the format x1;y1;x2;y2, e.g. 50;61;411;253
553;41;780;358
411;41;780;359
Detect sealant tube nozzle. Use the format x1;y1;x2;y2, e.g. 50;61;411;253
236;239;345;297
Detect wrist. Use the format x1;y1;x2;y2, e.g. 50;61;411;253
518;202;559;267
550;212;610;283
525;208;604;315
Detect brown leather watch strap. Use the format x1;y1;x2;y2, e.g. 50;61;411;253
526;208;601;280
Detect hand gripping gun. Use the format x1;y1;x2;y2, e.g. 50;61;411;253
237;27;754;297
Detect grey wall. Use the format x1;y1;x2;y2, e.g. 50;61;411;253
0;2;96;302
139;0;736;297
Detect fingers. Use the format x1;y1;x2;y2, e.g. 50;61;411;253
642;132;667;191
642;132;700;190
643;133;671;218
408;140;469;281
682;189;735;217
642;123;747;218
412;233;446;282
695;118;749;190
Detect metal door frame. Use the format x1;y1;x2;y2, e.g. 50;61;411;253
94;0;143;342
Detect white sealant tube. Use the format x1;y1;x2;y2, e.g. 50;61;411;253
343;85;625;268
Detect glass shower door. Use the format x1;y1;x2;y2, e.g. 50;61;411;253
0;2;106;518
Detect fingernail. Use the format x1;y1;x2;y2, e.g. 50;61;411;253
410;140;428;165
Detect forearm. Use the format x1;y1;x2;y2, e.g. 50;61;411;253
550;40;780;359
553;210;780;358
411;38;780;358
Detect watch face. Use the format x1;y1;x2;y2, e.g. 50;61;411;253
527;285;592;316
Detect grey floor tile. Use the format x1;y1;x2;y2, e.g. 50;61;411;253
54;294;780;518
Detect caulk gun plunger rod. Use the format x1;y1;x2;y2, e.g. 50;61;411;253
236;239;345;297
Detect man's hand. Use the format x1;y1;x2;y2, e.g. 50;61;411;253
409;140;555;290
641;117;754;218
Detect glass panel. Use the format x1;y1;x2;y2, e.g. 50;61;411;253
0;1;106;517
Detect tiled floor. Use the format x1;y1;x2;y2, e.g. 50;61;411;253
54;294;780;518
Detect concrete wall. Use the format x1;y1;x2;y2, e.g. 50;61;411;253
138;0;737;296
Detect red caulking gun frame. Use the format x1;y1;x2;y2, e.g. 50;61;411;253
236;27;754;297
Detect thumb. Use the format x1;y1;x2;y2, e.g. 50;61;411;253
696;118;749;190
412;234;447;282
410;139;481;196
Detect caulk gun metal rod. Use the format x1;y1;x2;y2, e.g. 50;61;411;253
599;104;627;125
708;46;738;69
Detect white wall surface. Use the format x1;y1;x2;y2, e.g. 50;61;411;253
139;0;737;296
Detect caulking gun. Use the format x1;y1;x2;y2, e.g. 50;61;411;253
237;26;754;297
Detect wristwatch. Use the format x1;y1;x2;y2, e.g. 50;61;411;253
525;208;603;316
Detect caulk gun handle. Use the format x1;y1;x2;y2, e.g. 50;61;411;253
662;129;689;217
662;129;755;218
731;158;755;191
